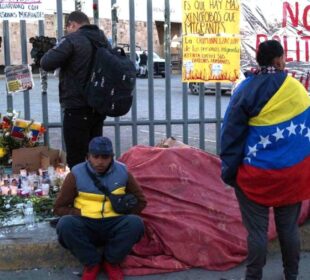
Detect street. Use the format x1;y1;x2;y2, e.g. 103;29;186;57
0;75;231;155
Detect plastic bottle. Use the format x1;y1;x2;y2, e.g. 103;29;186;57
24;201;35;229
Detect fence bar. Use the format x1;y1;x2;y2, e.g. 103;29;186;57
147;0;155;146
56;0;65;150
3;20;13;111
129;0;138;146
38;20;49;146
20;20;30;120
164;0;172;138
215;82;221;155
93;0;99;26
199;83;205;150
48;117;220;129
182;83;189;143
111;0;118;48
111;0;121;157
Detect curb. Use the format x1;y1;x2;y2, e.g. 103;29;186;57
0;220;309;271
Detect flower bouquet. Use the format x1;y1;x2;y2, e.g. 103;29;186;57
0;110;45;166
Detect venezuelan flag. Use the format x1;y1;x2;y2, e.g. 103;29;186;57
11;119;42;142
237;76;310;206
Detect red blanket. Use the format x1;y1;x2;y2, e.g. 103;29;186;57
118;145;310;275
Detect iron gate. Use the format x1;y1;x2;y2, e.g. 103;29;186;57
1;0;223;158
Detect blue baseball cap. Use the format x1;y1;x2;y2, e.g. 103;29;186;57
88;136;114;156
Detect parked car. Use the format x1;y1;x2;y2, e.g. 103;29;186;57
120;44;166;78
189;81;233;95
135;50;166;78
188;72;246;95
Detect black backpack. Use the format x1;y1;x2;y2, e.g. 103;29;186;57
84;37;136;117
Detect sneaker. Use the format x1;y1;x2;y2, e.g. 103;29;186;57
102;261;124;280
81;264;100;280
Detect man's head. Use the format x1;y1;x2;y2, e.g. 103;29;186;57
66;11;90;34
256;40;285;70
88;137;114;173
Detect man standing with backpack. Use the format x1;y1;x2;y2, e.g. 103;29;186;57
41;11;110;169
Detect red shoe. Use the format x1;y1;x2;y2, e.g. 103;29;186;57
81;264;100;280
102;261;124;280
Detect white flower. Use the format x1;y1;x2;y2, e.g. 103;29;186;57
26;131;33;139
12;110;20;120
5;204;11;209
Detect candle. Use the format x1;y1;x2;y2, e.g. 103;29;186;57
1;186;10;195
10;186;18;195
42;184;50;196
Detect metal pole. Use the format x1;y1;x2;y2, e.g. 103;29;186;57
129;0;138;146
147;0;155;146
111;0;118;48
164;0;172;138
20;20;30;120
215;82;222;155
111;0;121;157
93;0;99;26
56;0;65;150
39;20;49;146
56;0;64;39
199;83;205;150
3;20;13;111
182;83;189;144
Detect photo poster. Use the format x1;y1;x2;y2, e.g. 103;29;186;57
4;64;34;94
182;0;241;82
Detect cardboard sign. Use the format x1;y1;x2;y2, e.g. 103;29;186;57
182;0;241;82
12;146;48;173
12;146;66;173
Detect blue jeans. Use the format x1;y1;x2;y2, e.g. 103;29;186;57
235;188;301;280
56;215;144;266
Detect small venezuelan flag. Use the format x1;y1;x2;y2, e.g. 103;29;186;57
11;119;42;142
237;76;310;206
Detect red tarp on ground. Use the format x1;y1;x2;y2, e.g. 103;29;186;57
118;145;310;275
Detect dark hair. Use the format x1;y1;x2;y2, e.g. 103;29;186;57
256;40;284;66
66;11;90;26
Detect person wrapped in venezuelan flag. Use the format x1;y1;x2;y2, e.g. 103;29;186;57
220;40;310;280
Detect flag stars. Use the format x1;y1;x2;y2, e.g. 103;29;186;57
286;121;297;136
244;122;310;164
305;128;310;141
273;127;285;141
258;135;271;148
299;122;306;134
247;144;258;157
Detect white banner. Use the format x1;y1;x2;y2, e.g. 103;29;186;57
0;0;44;21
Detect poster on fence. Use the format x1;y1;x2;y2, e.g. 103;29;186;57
0;0;44;21
4;64;34;94
240;0;310;69
182;0;241;82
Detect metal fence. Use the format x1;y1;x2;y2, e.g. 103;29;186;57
1;0;223;158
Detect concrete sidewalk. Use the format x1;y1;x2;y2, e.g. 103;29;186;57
0;221;309;279
0;252;310;279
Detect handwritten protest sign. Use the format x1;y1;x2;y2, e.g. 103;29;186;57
0;0;44;21
4;64;34;94
182;0;241;82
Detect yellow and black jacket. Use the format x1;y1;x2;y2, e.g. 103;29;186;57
54;161;147;218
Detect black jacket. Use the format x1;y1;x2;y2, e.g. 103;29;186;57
41;25;110;109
